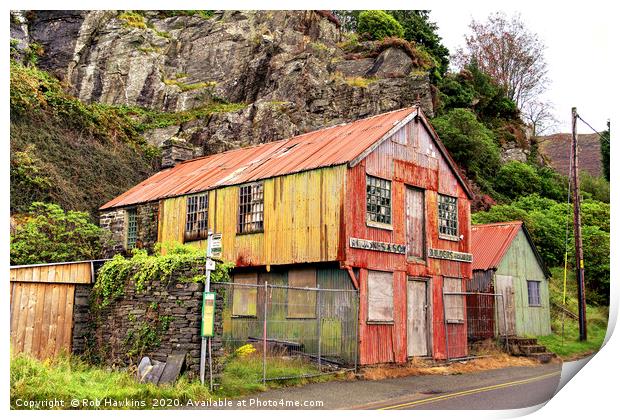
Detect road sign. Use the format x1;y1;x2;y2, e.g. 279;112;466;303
211;233;222;258
201;292;216;337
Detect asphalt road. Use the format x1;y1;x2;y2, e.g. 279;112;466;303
203;362;562;410
372;370;560;410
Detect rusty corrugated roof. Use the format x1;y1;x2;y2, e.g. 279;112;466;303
471;221;523;271
101;106;472;210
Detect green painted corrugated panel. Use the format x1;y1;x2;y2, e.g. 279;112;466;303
497;230;551;336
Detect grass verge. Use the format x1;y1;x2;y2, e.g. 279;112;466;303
217;353;336;397
537;305;608;360
10;353;211;409
11;351;339;409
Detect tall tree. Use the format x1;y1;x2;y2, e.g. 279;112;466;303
522;99;558;136
600;121;610;181
455;12;549;109
387;11;450;75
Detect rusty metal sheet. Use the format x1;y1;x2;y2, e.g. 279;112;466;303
471;221;522;271
100;108;417;210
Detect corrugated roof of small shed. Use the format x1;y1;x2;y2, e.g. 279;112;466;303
101;107;416;209
101;106;473;210
471;221;523;271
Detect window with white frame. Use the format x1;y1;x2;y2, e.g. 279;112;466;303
527;281;541;306
126;208;137;249
238;182;264;234
438;194;458;239
367;271;394;323
366;175;392;226
185;193;209;241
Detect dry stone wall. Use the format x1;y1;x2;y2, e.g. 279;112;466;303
81;264;225;378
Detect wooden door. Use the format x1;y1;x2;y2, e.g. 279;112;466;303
407;279;429;357
406;187;425;260
495;275;516;336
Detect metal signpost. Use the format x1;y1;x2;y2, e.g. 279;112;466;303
200;231;217;390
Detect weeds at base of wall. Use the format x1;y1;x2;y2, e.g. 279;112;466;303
10;353;211;409
10;352;339;409
360;354;542;381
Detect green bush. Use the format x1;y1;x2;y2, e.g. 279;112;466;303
92;243;234;311
431;108;501;187
10;202;108;265
473;194;610;305
493;161;541;199
580;172;609;203
357;10;404;40
437;62;519;124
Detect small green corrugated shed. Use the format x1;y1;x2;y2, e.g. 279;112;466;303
471;221;552;337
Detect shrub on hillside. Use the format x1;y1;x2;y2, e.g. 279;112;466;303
357;10;404;40
431;108;501;188
493;161;541;199
10;202;108;265
472;194;610;305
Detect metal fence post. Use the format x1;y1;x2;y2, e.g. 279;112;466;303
354;290;359;372
499;295;509;352
442;289;450;361
263;281;268;385
317;286;322;372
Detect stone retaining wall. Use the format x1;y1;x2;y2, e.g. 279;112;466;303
82;265;224;378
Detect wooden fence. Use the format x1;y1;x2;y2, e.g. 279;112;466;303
10;261;96;359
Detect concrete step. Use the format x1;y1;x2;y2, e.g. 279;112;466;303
507;337;538;346
529;352;555;364
519;345;548;355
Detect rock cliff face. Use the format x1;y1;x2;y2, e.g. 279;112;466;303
12;10;434;155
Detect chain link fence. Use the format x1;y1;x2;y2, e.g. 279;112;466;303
443;291;509;361
216;282;359;383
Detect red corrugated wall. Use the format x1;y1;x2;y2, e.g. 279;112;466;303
343;118;472;364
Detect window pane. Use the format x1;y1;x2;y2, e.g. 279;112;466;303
238;182;264;233
438;194;458;238
366;176;392;226
126;208;137;249
185;193;209;240
527;281;541;306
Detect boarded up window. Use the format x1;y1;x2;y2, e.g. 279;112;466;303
232;273;258;316
527;281;541;306
443;277;464;322
367;271;394;322
126;208;137;249
406;187;425;259
287;268;317;318
185;193;209;241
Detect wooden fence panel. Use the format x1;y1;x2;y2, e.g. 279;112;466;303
10;261;94;358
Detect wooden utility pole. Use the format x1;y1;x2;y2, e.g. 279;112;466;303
571;107;587;341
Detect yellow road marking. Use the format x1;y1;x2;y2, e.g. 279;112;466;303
378;371;561;410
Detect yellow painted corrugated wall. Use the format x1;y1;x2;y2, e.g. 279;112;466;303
157;165;346;266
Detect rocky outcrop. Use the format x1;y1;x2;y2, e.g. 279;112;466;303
12;10;434;154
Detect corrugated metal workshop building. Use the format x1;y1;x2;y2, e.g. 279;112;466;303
100;106;475;363
469;221;552;338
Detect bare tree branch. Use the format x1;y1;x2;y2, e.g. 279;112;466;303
455;12;549;110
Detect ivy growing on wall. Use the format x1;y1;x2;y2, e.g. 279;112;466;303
92;243;233;311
